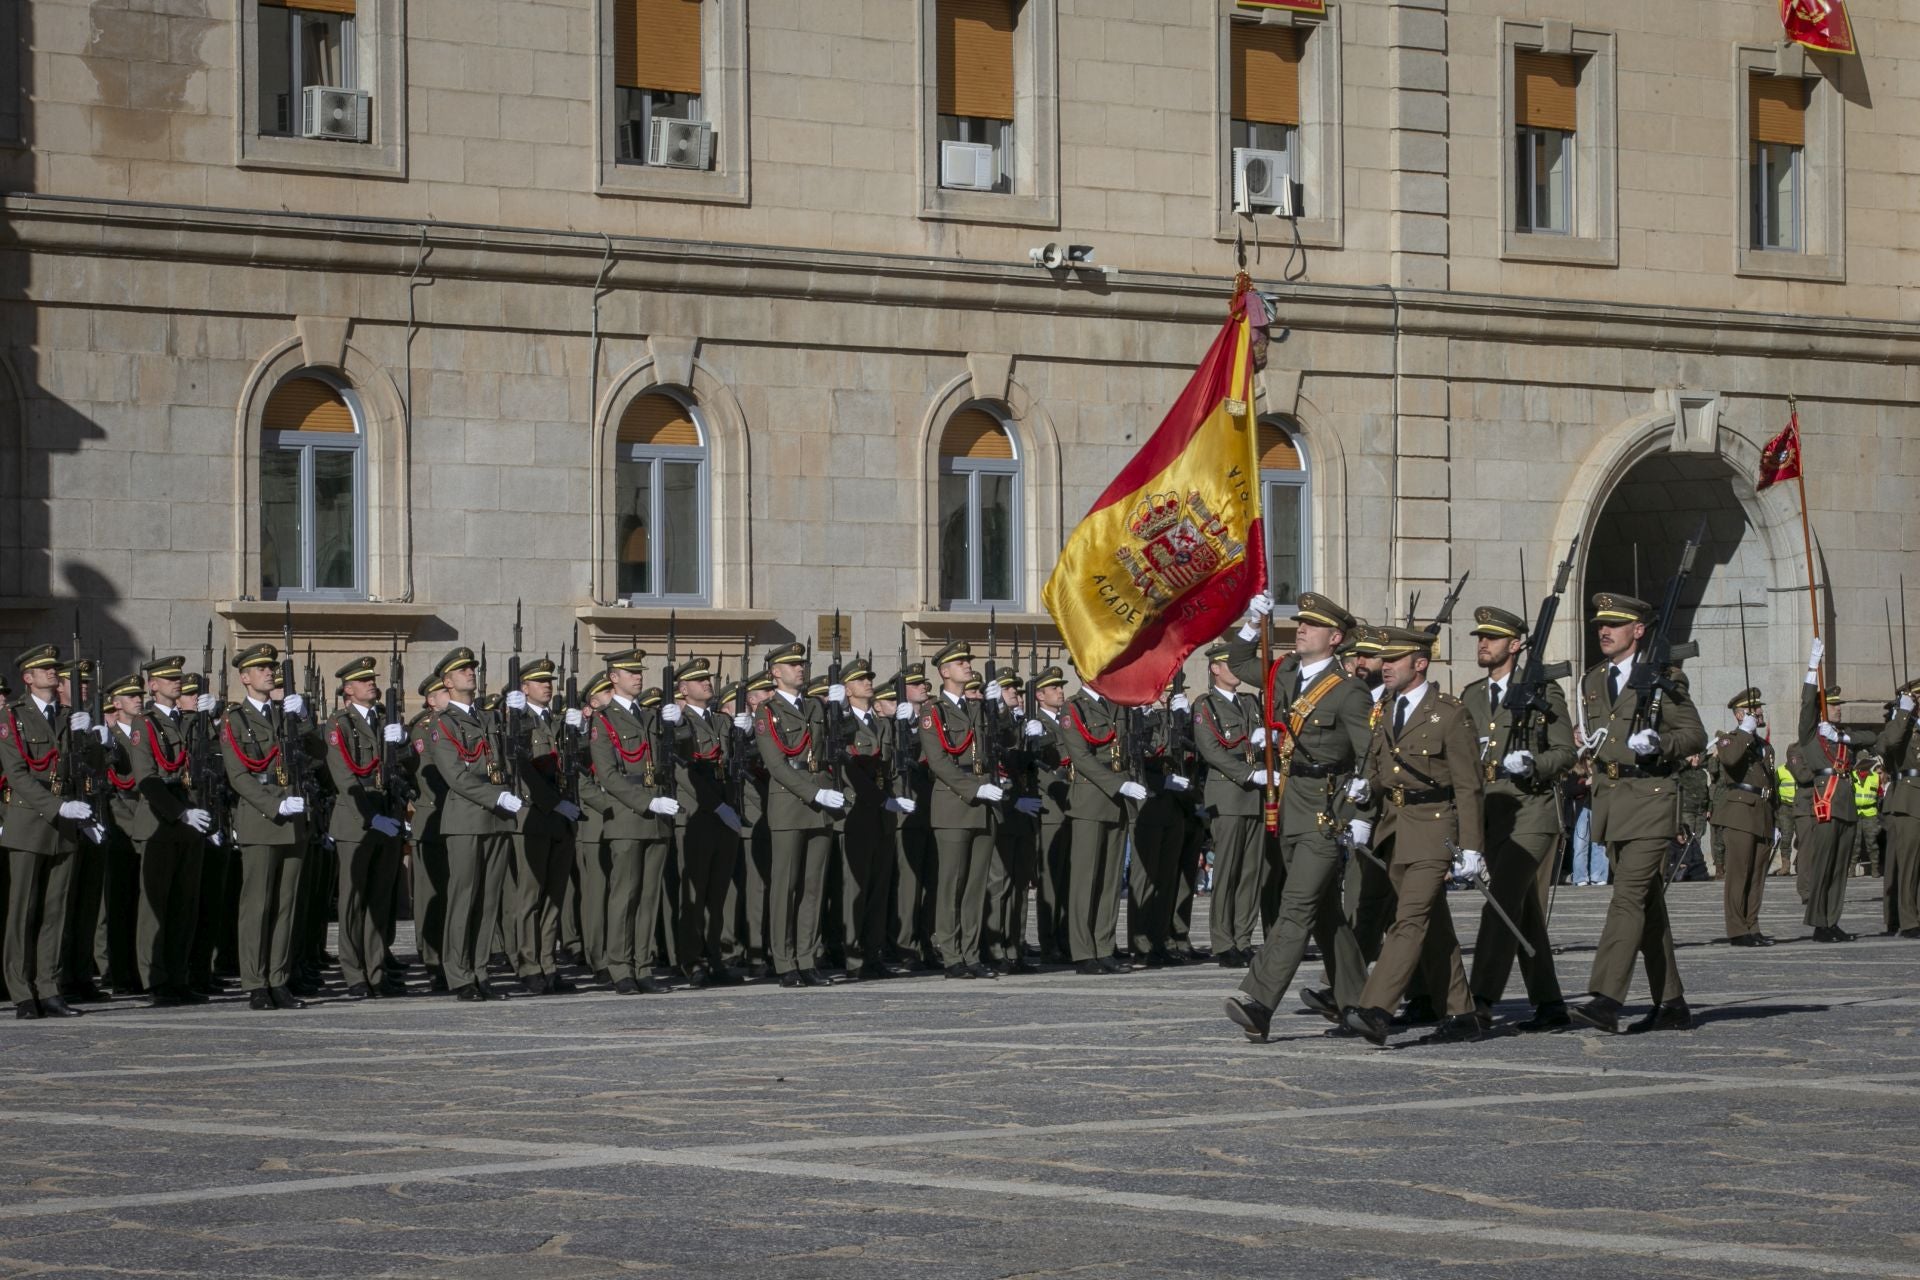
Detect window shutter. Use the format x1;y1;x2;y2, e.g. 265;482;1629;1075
941;408;1014;460
1257;422;1302;472
937;0;1016;121
261;0;357;14
1514;51;1577;133
264;377;356;433
619;395;702;447
1750;75;1807;147
1230;23;1301;127
614;0;704;95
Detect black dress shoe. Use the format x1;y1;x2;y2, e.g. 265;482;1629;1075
944;963;974;979
1828;927;1857;942
1342;1005;1392;1048
709;967;745;985
1298;988;1341;1024
1427;1013;1486;1043
966;962;995;979
523;974;550;996
1902;927;1920;939
269;986;307;1010
639;975;674;993
1074;959;1105;976
747;962;774;979
15;1000;41;1019
64;983;110;1003
842;966;873;983
35;996;81;1018
1391;996;1439;1028
428;973;451;993
778;971;806;988
1516;1001;1572;1032
1001;958;1038;975
1098;955;1127;974
455;984;484;1002
1629;999;1694;1033
149;989;187;1007
614;976;642;994
380;973;409;994
174;985;211;1005
194;978;231;996
1569;995;1623;1033
1753;933;1776;946
547;976;576;994
1224;994;1273;1042
1727;933;1755;947
249;988;275;1010
346;982;374;999
1216;948;1246;968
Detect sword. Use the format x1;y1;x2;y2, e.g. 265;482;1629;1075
1444;838;1535;960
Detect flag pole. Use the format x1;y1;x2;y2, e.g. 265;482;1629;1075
1788;395;1827;721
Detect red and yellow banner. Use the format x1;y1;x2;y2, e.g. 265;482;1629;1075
1237;0;1327;14
1042;287;1267;705
1782;0;1855;55
1756;411;1803;492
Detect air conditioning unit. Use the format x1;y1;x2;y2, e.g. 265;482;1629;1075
649;117;713;170
941;140;998;191
302;86;370;142
1233;147;1294;216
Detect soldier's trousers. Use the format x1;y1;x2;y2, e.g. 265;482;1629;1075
603;836;669;982
61;837;106;991
1883;814;1920;932
1468;826;1563;1011
770;827;831;975
237;844;303;991
335;834;402;988
740;819;773;966
1719;827;1770;938
678;817;740;972
1355;835;1473;1017
893;824;935;960
188;837;231;985
295;837;332;969
838;808;893;971
137;825;203;993
559;850;584;957
1794;815;1814;899
1344;842;1396;962
5;848;73;1002
1854;817;1883;874
1207;812;1261;954
933;824;994;967
1241;831;1368;1013
576;833;609;972
410;836;449;972
440;833;509;991
1801;817;1855;929
1128;795;1184;957
1035;816;1068;958
1169;807;1204;953
510;826;572;979
102;826;142;990
1585;835;1684;1005
984;808;1036;962
1065;816;1123;963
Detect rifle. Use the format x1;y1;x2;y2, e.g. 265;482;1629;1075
560;623;583;807
981;609;1005;788
731;633;754;810
1626;518;1709;734
189;621;229;830
892;624;915;800
656;610;680;795
78;642;106;811
1739;595;1754;707
1903;573;1911;687
279;604;312;806
504;600;529;799
1422;570;1470;637
382;636;414;816
1887;596;1900;697
478;643;507;787
820;610;846;788
1501;536;1579;757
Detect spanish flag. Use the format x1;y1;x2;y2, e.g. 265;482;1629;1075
1042;284;1267;705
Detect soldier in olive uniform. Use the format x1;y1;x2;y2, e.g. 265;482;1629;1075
1713;687;1778;946
722;670;775;975
504;657;581;994
590;649;683;993
127;655;214;1005
1026;666;1074;963
221;644;315;1011
408;673;451;989
1127;684;1197;966
100;672;147;995
670;655;746;985
1056;666;1143;976
53;659;112;1005
841;662;909;980
892;664;938;969
571;672;616;981
756;642;845;987
1793;639;1858;941
919;640;1003;978
1338;626;1399;967
1873;677;1920;938
179;672;237;997
323;656;409;998
1568;594;1708;1034
984;671;1044;973
1193;642;1265;965
424;647;519;1001
1460;606;1574;1029
1337;627;1487;1048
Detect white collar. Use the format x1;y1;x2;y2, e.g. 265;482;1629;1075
613;694;636;712
1608;655;1636;686
1371;684;1387;704
1298;655;1334;682
34;696;55;717
447;699;472;714
116;719;135;738
851;705;871;722
351;702;375;720
1393;682;1431;719
1081;687;1102;703
1213;685;1240;701
248;696;272;713
776;689;800;707
1040;706;1062;722
942;688;966;707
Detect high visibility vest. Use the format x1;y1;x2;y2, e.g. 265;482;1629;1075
1855;774;1880;817
1775;765;1797;803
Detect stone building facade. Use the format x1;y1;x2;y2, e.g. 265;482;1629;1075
1;0;1915;726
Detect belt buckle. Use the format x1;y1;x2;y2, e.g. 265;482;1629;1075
1484;762;1498;783
1605;761;1621;780
1389;786;1406;808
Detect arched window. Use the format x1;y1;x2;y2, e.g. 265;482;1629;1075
261;371;365;599
938;403;1021;609
616;390;708;602
1258;417;1309;608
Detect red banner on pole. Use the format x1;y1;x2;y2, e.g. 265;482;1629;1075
1781;0;1856;55
1756;412;1803;492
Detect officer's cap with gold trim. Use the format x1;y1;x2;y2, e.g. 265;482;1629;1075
272;669;285;690
932;639;972;668
180;672;205;697
963;675;984;693
606;647;647;674
639;686;664;708
519;657;557;683
901;661;930;687
57;658;93;683
715;680;740;706
872;677;899;703
1033;664;1067;690
15;643;59;673
433;646;477;677
672;656;713;683
583;672;613;699
1203;641;1233;665
333;655;378;684
1901;675;1920;697
744;669;777;694
417;673;446;698
1350;626;1390;656
480;693;501;713
994;671;1022;691
1294;593;1357;632
1727;687;1764;711
1469;606;1527;639
840;656;876;683
804;675;830;699
142;654;186;681
234;642;279;671
765;641;806;667
1374;626;1435;660
106;671;144;701
1826;683;1843;701
1590;593;1652;625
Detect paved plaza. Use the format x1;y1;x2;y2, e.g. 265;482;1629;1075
1;879;1915;1279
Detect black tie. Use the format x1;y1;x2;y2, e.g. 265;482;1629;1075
1294;669;1306;699
1392;696;1409;738
1607;666;1620;706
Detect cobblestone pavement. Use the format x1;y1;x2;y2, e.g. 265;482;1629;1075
1;880;1915;1279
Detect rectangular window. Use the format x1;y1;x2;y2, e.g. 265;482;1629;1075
1513;51;1576;236
258;0;359;139
616;451;707;602
1263;478;1306;604
1749;75;1805;253
613;0;705;168
262;432;364;598
937;0;1015;191
938;462;1020;608
1229;23;1300;213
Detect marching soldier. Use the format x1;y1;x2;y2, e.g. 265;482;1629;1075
1793;639;1857;941
919;640;1002;978
408;672;451;989
1713;687;1778;946
100;672;147;995
589;649;682;994
424;647;517;1001
127;654;213;1005
323;656;409;998
571;671;616;981
1338;626;1398;966
892;663;938;969
756;642;843;986
505;658;580;995
1461;606;1574;1029
840;662;903;980
1338;627;1486;1047
1193;642;1265;968
221;644;313;1011
1026;665;1074;964
1128;683;1194;966
1056;666;1142;976
1874;678;1920;938
670;655;745;986
1568;594;1707;1033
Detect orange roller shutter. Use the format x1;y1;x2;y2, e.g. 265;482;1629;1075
1230;23;1301;127
1749;75;1806;147
1257;422;1302;471
260;0;357;13
264;377;356;433
619;395;702;447
614;0;704;95
938;0;1016;121
1514;51;1577;132
940;408;1014;460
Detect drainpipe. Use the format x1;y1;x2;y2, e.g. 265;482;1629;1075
588;233;615;607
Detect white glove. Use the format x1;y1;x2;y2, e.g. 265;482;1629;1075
92;724;111;744
1250;726;1268;748
67;711;91;733
383;722;405;743
505;690;527;711
276;796;304;817
1170;693;1189;713
715;802;744;835
181;808;212;834
894;702;915;722
495;791;523;815
660;702;682;724
1816;722;1839;744
58;799;93;821
1347;819;1373;846
812;788;846;811
647;795;680;817
1166;774;1191;791
1248;768;1271;787
1453;848;1486;881
282;693;305;718
1024;719;1044;737
883;796;911;815
1237;621;1260;643
82;821;106;845
1118;781;1148;801
1347;777;1371;805
827;683;847;704
1808;637;1824;670
370;815;402;838
1900;695;1915;715
1738;714;1758;734
975;783;1004;803
1628;729;1662;754
555;800;582;822
1015;797;1043;816
1248;591;1275;619
209;830;223;847
1501;750;1534;777
733;711;753;731
565;708;585;729
1839;730;1853;745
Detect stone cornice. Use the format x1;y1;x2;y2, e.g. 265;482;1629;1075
3;194;1917;364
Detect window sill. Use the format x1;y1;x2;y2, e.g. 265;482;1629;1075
217;599;437;638
919;186;1060;229
906;609;1057;638
1215;213;1343;251
1735;247;1843;283
595;163;750;205
575;605;781;650
1500;230;1619;268
237;135;406;181
0;596;51;616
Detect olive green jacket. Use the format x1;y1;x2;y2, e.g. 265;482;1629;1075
1460;675;1575;840
426;701;514;839
919;691;996;832
590;697;676;841
1709;727;1776;838
1193;687;1265;818
1;697;83;855
220;698;311;848
1576;661;1707;843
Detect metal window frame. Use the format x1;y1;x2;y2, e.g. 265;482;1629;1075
261;375;368;601
1260;418;1310;615
1514;124;1575;236
1750;140;1803;253
261;6;358;137
937;410;1022;610
615;395;711;606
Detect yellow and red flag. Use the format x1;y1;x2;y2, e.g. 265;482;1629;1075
1042;284;1267;705
1781;0;1855;55
1756;410;1803;491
